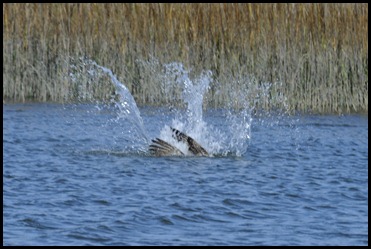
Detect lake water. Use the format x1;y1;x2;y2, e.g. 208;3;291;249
3;103;368;245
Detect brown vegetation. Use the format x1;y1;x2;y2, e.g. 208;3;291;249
3;3;368;113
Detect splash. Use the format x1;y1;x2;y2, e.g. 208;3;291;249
90;61;148;146
68;57;149;152
158;62;252;156
69;58;253;156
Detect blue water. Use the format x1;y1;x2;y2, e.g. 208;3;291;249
3;103;368;245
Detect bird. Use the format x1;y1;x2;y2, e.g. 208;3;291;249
149;127;209;156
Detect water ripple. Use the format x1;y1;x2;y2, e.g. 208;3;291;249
3;105;368;245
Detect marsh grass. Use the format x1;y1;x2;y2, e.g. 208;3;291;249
3;3;368;113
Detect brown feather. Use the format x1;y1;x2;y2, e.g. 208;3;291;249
149;138;184;156
149;128;209;156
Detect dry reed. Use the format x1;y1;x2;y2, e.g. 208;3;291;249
3;3;368;114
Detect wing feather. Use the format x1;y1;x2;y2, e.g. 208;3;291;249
149;138;184;156
149;128;209;157
171;127;209;156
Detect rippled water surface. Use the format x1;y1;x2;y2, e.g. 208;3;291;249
3;103;368;245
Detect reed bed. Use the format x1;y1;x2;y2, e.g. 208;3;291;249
3;3;368;114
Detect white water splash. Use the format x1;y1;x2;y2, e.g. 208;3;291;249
69;58;149;151
90;61;148;145
159;62;252;156
69;58;252;156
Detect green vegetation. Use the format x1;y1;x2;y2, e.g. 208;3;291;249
3;3;368;114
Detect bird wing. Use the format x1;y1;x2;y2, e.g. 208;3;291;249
171;127;209;156
149;138;184;156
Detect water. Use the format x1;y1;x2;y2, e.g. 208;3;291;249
3;104;368;245
3;61;368;245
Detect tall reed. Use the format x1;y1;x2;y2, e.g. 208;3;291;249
3;3;368;114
